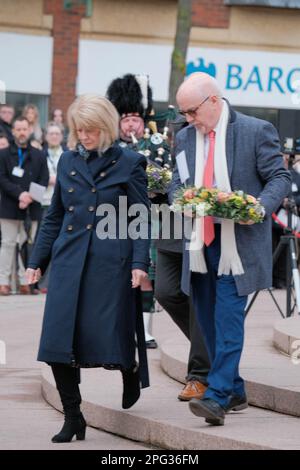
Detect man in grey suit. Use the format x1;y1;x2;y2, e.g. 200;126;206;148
170;72;291;425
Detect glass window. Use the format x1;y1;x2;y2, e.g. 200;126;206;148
233;106;279;128
5;92;49;128
224;1;300;9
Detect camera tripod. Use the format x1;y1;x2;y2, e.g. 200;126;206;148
245;190;300;319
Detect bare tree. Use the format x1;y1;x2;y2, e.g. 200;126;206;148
168;0;192;105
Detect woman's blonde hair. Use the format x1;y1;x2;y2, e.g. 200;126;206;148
22;103;43;143
23;103;39;122
67;94;119;151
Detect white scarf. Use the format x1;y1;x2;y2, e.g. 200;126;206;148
189;100;244;276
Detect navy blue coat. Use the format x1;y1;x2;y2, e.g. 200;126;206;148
28;145;150;371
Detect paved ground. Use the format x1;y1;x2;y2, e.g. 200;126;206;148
0;294;155;450
1;290;300;450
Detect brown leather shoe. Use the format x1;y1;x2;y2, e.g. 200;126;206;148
178;380;207;401
19;285;31;295
0;285;11;296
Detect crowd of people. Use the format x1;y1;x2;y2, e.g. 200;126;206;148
0;103;67;294
0;71;292;442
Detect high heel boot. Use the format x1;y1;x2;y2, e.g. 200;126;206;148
51;412;86;443
51;363;87;443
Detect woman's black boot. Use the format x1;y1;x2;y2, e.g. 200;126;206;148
51;412;86;443
51;363;86;443
121;363;140;409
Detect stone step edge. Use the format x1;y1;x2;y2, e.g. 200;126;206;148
41;374;270;450
273;317;300;356
161;341;300;418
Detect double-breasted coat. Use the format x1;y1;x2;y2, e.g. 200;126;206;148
28;144;150;380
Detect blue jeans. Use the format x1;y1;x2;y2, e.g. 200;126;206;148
191;225;247;408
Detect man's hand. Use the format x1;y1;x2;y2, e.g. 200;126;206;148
26;268;42;284
19;191;33;205
238;220;255;225
19;201;29;209
183;209;195;218
131;269;148;288
19;192;33;210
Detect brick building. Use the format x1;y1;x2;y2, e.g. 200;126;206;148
1;0;300;140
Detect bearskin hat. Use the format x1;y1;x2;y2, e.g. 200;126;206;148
106;73;153;120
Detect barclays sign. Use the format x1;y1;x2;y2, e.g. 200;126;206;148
77;39;300;108
187;47;300;109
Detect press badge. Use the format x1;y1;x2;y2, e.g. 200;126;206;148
12;166;24;178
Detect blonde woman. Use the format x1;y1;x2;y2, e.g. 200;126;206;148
23;103;43;147
26;95;150;443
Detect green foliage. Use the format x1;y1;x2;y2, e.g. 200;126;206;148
172;187;265;223
146;165;172;193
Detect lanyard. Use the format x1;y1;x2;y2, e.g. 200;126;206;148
18;148;25;168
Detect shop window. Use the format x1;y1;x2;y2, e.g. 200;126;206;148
5;92;49;128
224;0;300;9
234;106;279;128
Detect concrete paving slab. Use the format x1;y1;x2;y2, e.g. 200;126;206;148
159;290;300;417
2;292;300;450
42;357;300;450
0;296;156;450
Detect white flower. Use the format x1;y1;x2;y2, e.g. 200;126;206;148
195;202;207;217
170;203;182;213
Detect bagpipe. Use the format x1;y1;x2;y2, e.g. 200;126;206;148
129;105;177;170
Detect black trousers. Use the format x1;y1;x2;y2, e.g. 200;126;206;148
272;225;286;287
155;249;210;384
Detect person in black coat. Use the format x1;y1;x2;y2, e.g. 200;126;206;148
272;155;300;288
0;116;49;294
0;132;9;150
0;104;14;144
26;95;150;443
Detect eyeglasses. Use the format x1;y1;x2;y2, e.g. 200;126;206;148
178;96;210;117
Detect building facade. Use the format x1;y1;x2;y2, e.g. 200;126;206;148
1;0;300;141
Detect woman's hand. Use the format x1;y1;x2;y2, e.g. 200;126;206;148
131;269;148;288
183;209;195;218
26;268;42;284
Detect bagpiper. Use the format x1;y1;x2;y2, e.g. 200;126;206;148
107;73;175;348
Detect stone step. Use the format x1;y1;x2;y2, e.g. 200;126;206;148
158;291;300;418
273;316;300;356
42;357;300;450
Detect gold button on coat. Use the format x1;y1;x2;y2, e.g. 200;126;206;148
91;187;96;193
68;188;74;193
67;225;73;231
